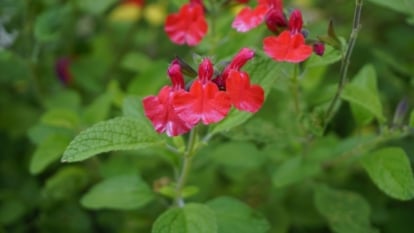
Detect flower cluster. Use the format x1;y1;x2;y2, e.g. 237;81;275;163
233;0;323;63
142;48;264;137
164;0;207;46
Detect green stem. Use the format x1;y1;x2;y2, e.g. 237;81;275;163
323;0;363;130
290;64;300;115
174;127;198;207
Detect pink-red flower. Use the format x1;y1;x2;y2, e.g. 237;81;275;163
232;0;286;32
263;9;312;63
142;63;194;137
173;59;232;125
143;48;265;137
164;0;208;46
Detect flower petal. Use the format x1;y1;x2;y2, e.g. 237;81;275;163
226;70;264;113
232;4;268;32
263;31;312;63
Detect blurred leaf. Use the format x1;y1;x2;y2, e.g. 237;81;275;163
361;147;414;200
43;166;89;201
122;95;146;119
62;116;164;162
76;0;118;15
209;56;292;136
209;142;265;170
34;5;70;42
367;0;414;16
41;108;80;129
82;93;112;125
207;197;270;233
0;50;29;83
152;203;217;233
314;185;378;233
30;134;72;175
342;64;385;122
0;199;26;225
81;174;154;210
350;103;374;126
43;90;81;111
272;156;321;188
410;110;414;127
27;124;74;145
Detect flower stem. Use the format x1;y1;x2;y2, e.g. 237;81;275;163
174;126;198;207
323;0;363;130
290;64;300;115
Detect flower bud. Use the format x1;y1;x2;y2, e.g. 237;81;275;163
167;63;185;90
265;8;287;33
288;9;303;34
313;42;325;56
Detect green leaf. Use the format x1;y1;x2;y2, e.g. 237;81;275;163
75;0;118;14
82;93;112;125
34;6;70;42
209;56;293;136
30;134;72;175
342;64;385;122
43;166;89;201
81;174;154;210
306;45;342;68
367;0;414;16
272;156;321;188
207;197;270;233
0;50;29;83
152;203;217;233
314;185;377;233
41;108;80;129
360;147;414;200
409;110;414;127
61;116;164;162
209;142;265;170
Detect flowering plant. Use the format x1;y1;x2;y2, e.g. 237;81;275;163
3;0;414;232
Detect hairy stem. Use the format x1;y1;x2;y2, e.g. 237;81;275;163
323;0;363;130
174;127;198;207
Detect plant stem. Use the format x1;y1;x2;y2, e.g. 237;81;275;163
323;0;363;129
174;127;198;207
290;64;300;115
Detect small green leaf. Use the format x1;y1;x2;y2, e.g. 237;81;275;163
62;116;164;162
209;142;265;170
361;147;414;200
82;93;112;125
272;156;320;188
34;6;70;42
81;174;154;210
306;45;342;68
75;0;118;14
342;64;385;122
209;57;293;135
43;166;89;201
152;203;217;233
207;197;270;233
41;108;80;129
314;185;377;233
30;134;72;174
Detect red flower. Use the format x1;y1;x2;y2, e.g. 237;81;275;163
142;63;194;137
232;0;285;32
263;9;312;63
173;59;231;125
226;70;264;113
164;1;208;46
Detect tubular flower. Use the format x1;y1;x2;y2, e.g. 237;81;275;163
232;0;286;32
263;9;312;63
226;70;264;113
142;63;194;137
173;59;232;125
164;0;208;46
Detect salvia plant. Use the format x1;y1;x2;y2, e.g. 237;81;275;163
1;0;414;232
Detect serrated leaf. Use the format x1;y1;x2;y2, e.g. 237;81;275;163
62;116;164;162
361;147;414;200
207;197;270;233
30;134;72;174
272;156;320;188
152;203;217;233
314;185;378;233
342;64;385;122
209;56;292;136
81;174;154;210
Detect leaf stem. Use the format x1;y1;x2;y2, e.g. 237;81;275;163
290;64;300;114
174;126;198;207
323;0;363;130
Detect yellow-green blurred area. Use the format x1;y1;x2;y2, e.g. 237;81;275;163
1;0;414;232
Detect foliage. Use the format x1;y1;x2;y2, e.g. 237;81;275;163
1;0;414;233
